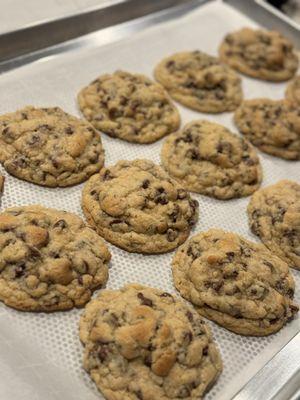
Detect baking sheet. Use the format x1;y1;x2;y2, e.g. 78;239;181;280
0;1;299;399
0;0;116;34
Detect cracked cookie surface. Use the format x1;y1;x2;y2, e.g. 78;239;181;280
286;75;300;106
79;283;222;400
82;159;199;253
234;99;300;160
78;70;180;144
161;120;262;199
0;205;110;311
154;51;242;113
219;28;298;81
172;229;298;336
0;106;105;187
248;180;300;270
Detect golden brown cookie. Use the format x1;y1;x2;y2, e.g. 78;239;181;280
234;99;300;160
82;159;199;253
0;205;111;311
248;180;300;270
0;106;105;187
161;120;262;199
154;51;242;113
172;229;298;336
219;28;298;81
78;70;180;144
80;283;222;400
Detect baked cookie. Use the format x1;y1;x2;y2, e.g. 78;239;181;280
285;75;300;106
154;51;242;113
161;120;262;199
82;159;199;253
234;99;300;160
0;106;104;187
172;229;298;336
219;28;298;81
248;180;300;270
78;70;180;144
0;205;110;311
79;283;222;400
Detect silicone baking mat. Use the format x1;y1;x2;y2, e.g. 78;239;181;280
0;1;299;399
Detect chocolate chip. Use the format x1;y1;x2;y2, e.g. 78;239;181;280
187;246;201;260
186;148;200;160
287;288;294;298
275;281;284;293
29;246;42;258
226;252;235;262
144;354;152;367
50;251;60;259
103;170;113;181
90;190;99;200
263;261;275;272
186;311;193;322
2;127;13;139
27;134;41;146
135;390;144;400
178;386;191;397
242;156;255;166
184;331;193;343
155;194;168;205
53;219;67;229
98;345;110;362
169;206;179;223
65;126;74;135
15;264;26;278
211;281;223;292
137;292;153;307
166;60;175;68
202;346;209;356
240;246;251;257
142;179;150;189
78;276;83;285
167;228;178;242
12;156;27;169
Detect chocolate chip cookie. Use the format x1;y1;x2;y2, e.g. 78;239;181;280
161;120;262;200
0;205;111;311
234;99;300;160
0;106;105;187
219;28;298;81
78;70;180;144
154;51;243;113
172;229;298;336
248;180;300;270
285;75;300;106
79;283;222;400
82;159;199;253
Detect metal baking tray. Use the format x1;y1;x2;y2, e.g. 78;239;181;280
0;1;299;399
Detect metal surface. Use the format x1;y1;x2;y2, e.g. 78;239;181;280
233;332;300;400
224;0;300;47
0;0;206;74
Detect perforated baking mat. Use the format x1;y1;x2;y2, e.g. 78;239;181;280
0;1;299;399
